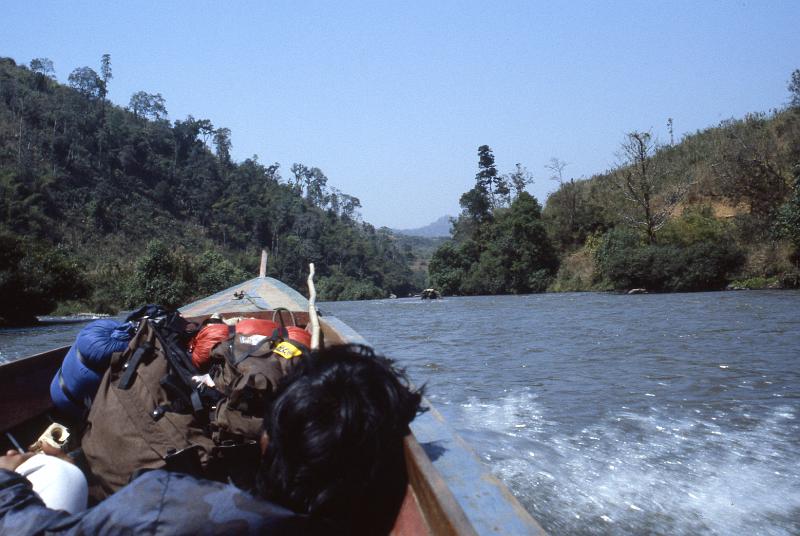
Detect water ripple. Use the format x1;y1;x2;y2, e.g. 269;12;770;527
325;291;800;535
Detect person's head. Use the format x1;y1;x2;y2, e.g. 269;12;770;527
257;344;423;534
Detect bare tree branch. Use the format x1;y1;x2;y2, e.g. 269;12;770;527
613;131;692;243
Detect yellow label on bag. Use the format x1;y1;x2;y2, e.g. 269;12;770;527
273;341;302;359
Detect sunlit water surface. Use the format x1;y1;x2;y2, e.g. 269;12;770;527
323;291;800;536
2;291;798;535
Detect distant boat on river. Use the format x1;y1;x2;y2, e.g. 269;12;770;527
420;288;441;300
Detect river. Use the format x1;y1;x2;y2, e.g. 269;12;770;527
2;290;799;535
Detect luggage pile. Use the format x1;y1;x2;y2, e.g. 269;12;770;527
49;305;313;497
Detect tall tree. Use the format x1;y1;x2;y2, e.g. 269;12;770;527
545;157;567;184
213;127;232;165
475;145;509;208
339;192;361;220
197;119;215;145
290;163;309;195
506;163;533;198
614;131;689;244
305;167;328;207
128;91;168;120
667;117;675;145
459;145;496;224
100;54;112;102
788;69;800;108
68;67;102;99
546;157;580;244
265;162;282;184
29;58;55;79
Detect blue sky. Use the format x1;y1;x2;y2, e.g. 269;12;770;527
3;1;799;228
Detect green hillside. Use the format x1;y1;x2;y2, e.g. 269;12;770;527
0;56;417;324
430;73;800;294
545;105;800;292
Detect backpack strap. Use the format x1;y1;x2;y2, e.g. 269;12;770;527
117;343;153;390
75;348;104;375
271;307;295;339
57;367;84;409
232;337;275;366
151;314;224;415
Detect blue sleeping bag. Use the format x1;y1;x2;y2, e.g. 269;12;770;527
50;319;133;419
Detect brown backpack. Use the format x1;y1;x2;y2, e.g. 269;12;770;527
208;330;307;443
81;317;215;498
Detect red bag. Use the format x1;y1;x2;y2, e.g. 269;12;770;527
286;326;311;348
236;318;278;336
189;323;231;368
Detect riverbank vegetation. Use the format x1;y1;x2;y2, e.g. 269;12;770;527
430;70;800;295
0;55;417;323
2;54;799;323
428;146;559;294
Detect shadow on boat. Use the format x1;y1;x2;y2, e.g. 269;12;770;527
420;441;447;462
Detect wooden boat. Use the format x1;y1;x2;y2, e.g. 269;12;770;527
0;272;545;535
420;288;441;300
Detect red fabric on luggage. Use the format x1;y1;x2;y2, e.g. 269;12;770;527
190;323;231;368
236;319;278;336
286;326;311;348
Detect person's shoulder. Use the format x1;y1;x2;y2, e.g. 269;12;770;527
122;469;277;513
97;470;323;535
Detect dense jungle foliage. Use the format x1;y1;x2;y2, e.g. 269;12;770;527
429;146;559;295
431;71;800;295
0;56;417;324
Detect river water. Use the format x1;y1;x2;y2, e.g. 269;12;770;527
2;291;799;535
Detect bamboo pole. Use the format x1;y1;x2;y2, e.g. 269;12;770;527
307;263;320;350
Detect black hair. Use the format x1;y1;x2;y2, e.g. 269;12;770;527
257;344;424;534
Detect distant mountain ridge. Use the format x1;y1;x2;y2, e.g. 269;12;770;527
394;215;453;237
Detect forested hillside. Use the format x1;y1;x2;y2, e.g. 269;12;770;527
428;147;559;295
431;72;800;295
3;55;798;323
0;56;416;324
